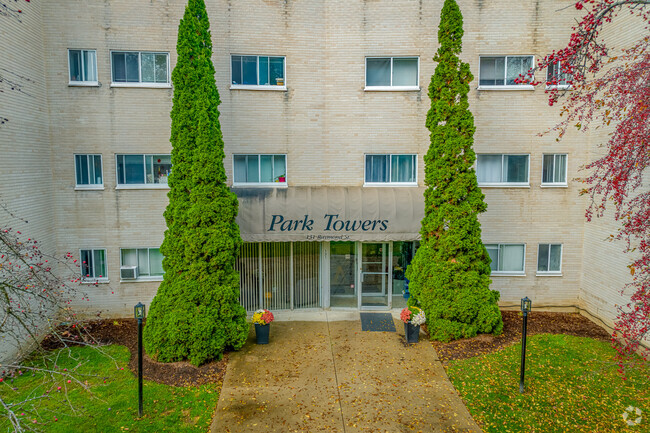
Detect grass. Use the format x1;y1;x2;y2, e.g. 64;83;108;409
0;345;220;432
446;334;650;433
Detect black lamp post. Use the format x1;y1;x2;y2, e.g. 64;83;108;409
134;302;146;417
519;297;532;393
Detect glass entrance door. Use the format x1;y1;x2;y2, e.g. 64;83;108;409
360;242;390;309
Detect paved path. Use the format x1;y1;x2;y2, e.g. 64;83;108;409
211;318;481;433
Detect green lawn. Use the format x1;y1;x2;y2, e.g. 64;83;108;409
446;334;649;433
0;345;220;432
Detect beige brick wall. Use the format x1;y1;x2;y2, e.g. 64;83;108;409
1;0;639;322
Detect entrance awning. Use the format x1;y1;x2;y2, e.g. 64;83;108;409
234;186;425;242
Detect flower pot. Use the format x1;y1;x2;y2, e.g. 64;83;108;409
255;323;270;344
404;322;420;344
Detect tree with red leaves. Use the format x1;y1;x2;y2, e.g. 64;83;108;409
535;0;650;372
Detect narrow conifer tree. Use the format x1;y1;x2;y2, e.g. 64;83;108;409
406;0;503;342
143;0;248;366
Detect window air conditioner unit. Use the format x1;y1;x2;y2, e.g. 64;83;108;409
120;266;139;280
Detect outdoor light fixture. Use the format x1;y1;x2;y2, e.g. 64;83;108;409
519;297;532;393
134;302;146;320
134;302;146;417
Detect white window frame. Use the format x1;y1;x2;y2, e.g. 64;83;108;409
537;243;563;276
476;154;530;187
485;243;526;276
477;55;535;90
546;61;572;90
115;154;171;189
110;51;171;88
232;154;288;188
120;247;164;282
68;49;98;86
365;56;420;91
230;55;287;91
79;248;109;283
364;154;418;187
74;154;104;190
541;154;568;187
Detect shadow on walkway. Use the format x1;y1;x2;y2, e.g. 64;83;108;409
211;319;481;433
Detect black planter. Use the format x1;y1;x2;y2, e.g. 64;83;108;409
255;323;270;344
404;322;420;344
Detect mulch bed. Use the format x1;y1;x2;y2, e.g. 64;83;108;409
41;319;228;388
39;311;611;386
431;310;611;365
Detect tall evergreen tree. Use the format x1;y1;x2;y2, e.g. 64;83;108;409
143;0;248;366
406;0;503;342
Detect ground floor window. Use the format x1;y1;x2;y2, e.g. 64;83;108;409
236;242;321;311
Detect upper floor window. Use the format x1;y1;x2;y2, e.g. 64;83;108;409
68;49;98;85
486;243;525;274
75;154;103;189
111;51;170;86
120;247;164;280
80;249;107;281
233;154;286;186
542;154;567;186
116;154;171;188
477;154;529;186
546;61;571;89
478;55;534;88
365;57;419;90
537;244;562;274
365;154;417;185
231;55;286;89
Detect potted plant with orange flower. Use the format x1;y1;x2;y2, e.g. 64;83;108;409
400;306;426;344
252;309;275;344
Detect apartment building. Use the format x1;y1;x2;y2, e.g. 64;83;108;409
0;0;638;329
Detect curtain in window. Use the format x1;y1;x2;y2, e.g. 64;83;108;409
262;243;291;310
154;54;167;83
260;155;274;182
269;57;284;85
246;156;260;182
124;155;145;184
392;58;417;86
549;245;562;271
84;51;97;82
242;56;257;85
112;53;126;82
293;242;320;308
258;56;269;85
81;250;93;277
273;155;285;179
501;244;524;272
233;155;247;183
366;155;389;182
231;56;242;84
236;243;260;311
137;249;150;276
479;57;505;85
537;244;549;271
94;249;107;277
366;58;391;86
121;249;137;267
76;155;89;185
504;155;528;183
485;245;499;271
125;53;139;82
477;155;502;183
92;155;102;184
554;155;566;183
542;155;554;183
69;51;81;81
506;56;532;85
391;155;415;182
149;249;164;276
141;53;155;82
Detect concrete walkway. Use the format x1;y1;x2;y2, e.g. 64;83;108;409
211;314;481;433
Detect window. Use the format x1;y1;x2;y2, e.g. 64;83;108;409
537;244;562;274
479;56;534;87
75;154;103;188
121;248;164;279
111;51;169;86
68;49;98;84
233;154;286;186
546;61;571;88
477;154;529;186
365;57;419;89
365;154;417;185
80;249;107;281
116;154;171;187
231;55;285;88
542;154;567;185
485;244;525;274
